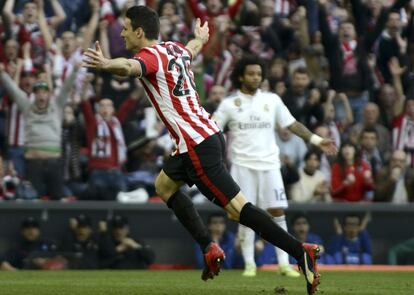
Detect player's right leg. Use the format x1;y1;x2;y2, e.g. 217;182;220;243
225;193;320;294
230;164;258;277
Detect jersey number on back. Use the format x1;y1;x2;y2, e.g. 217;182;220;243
167;57;196;97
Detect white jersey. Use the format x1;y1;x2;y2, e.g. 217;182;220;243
214;90;295;170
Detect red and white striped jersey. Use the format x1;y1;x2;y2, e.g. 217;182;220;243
133;41;220;154
0;93;35;147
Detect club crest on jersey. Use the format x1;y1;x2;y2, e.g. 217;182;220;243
264;104;269;112
234;98;242;107
234;98;243;112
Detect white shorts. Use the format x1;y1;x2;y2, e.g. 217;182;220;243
230;164;288;209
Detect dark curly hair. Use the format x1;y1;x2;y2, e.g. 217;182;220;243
230;55;267;89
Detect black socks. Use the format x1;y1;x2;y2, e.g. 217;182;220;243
239;202;304;261
167;191;211;252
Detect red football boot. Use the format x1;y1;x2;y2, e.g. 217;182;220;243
201;242;225;281
298;243;321;295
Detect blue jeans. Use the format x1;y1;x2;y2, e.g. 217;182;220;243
85;169;127;201
7;146;26;177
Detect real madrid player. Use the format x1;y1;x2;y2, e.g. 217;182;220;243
214;56;336;279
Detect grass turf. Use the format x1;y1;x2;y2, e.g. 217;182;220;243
0;270;412;295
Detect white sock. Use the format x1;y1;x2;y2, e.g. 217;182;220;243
238;225;256;267
274;215;290;266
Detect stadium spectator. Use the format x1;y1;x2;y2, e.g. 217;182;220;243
331;141;374;202
62;214;99;269
79;75;138;201
313;125;334;182
348;102;391;161
203;84;226;115
52;0;99;101
0;153;20;200
391;88;414;167
0;41;34;177
195;213;236;270
282;67;324;127
374;150;414;203
0;217;59;270
61;104;85;199
276;126;307;169
376;10;408;84
186;0;243;59
318;0;380;123
98;215;155;269
327;214;372;265
290;149;331;203
359;127;383;179
125;138;165;198
321;90;353;149
388;237;414;265
289;213;328;264
0;62;80;200
2;0;66;67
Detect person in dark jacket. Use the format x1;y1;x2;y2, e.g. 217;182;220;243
1;217;59;270
61;214;99;269
99;215;155;269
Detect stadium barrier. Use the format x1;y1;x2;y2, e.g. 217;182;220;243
0;202;413;265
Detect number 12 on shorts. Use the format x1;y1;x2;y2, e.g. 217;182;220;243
274;188;287;201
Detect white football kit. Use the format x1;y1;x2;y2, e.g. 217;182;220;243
214;89;298;271
214;89;296;209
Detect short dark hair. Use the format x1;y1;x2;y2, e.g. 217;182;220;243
291;212;309;226
207;213;226;224
304;148;322;162
361;127;378;138
292;66;309;77
125;6;160;40
230;55;266;89
343;214;361;225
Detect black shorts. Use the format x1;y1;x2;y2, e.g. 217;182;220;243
163;132;241;207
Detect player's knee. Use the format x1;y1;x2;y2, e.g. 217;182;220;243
154;175;172;200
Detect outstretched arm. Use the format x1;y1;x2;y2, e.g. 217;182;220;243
185;18;209;59
287;121;337;156
82;41;142;77
48;0;67;28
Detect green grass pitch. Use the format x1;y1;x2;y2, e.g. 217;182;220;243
0;270;412;295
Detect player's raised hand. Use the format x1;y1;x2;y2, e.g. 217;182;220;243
194;18;209;45
82;41;109;70
318;138;337;156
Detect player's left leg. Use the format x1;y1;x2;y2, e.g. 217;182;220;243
258;169;300;278
155;170;212;255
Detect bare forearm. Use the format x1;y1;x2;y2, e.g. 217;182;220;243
185;38;204;59
102;58;139;76
342;100;354;126
392;74;405;117
287;121;313;142
83;11;100;51
50;0;67;26
99;28;111;58
3;0;16;22
38;11;53;50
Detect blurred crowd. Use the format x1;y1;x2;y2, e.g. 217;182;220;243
0;215;155;270
0;0;414;203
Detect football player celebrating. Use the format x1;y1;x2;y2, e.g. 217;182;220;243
82;6;336;294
